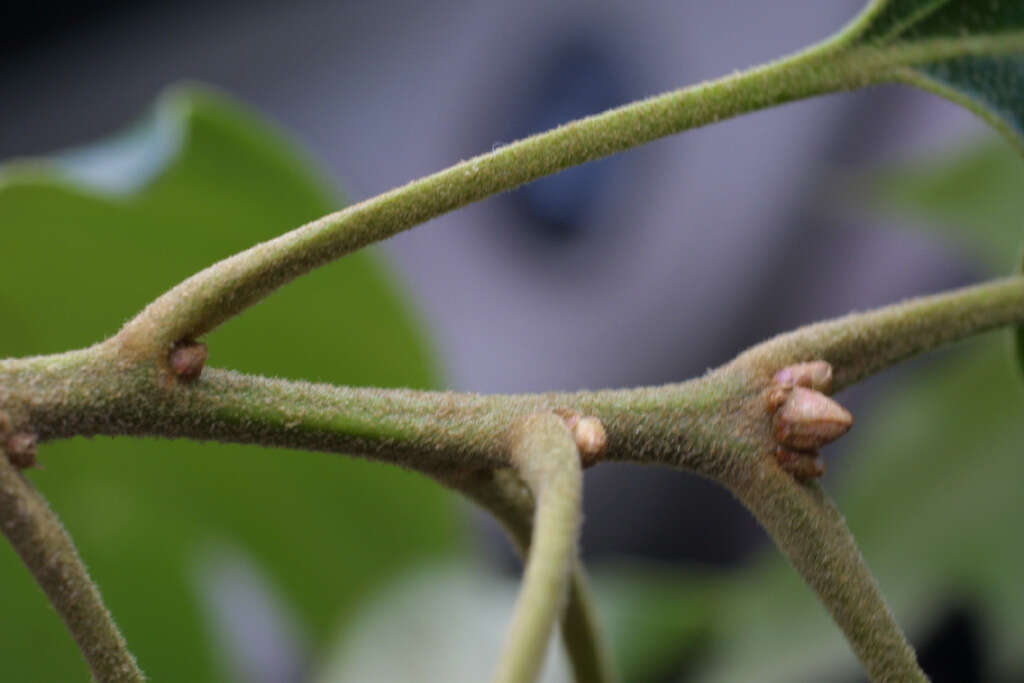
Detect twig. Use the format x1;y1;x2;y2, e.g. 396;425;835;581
559;564;616;683
111;29;1023;358
726;463;927;682
456;467;616;683
492;414;584;683
0;454;144;683
5;276;1021;479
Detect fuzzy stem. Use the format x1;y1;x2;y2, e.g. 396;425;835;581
0;455;144;683
493;414;583;683
456;468;616;683
110;28;1024;357
726;461;927;682
730;275;1024;391
560;564;616;683
7;277;1021;477
3;277;1023;683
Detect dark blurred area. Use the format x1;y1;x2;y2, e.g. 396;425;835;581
1;1;999;681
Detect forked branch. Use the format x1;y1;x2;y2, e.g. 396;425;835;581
2;2;1023;679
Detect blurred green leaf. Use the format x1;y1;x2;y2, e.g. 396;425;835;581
590;564;715;682
0;85;462;682
313;561;715;683
866;137;1024;272
312;563;571;683
849;0;1024;150
865;136;1024;377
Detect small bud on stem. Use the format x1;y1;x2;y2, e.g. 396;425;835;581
774;386;852;451
766;361;851;480
774;360;833;393
4;432;39;469
557;411;607;467
775;446;825;480
169;341;208;383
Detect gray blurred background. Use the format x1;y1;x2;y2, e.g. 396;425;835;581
0;1;993;679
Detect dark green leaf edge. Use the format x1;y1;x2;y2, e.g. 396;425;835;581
891;62;1024;153
827;0;1024;152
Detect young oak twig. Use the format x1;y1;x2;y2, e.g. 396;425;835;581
5;276;1022;681
0;453;145;683
490;414;584;683
2;3;1023;676
112;32;1023;361
725;461;926;682
454;444;615;683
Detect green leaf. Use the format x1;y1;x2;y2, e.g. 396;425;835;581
0;85;462;682
312;563;572;683
590;565;715;682
312;562;715;683
843;0;1024;150
862;136;1024;375
865;137;1024;271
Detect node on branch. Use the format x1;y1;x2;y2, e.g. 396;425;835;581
766;362;852;480
169;341;208;383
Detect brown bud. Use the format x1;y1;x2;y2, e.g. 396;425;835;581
775;447;824;480
572;416;607;467
169;341;208;383
766;385;792;411
774;361;833;393
773;386;852;450
5;432;39;469
556;411;607;467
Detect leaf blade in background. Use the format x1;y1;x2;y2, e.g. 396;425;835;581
312;561;717;683
845;0;1024;151
0;85;461;683
863;135;1024;377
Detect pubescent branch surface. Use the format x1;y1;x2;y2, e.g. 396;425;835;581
0;455;145;683
493;414;583;683
727;463;927;682
2;5;1022;680
112;30;1024;356
8;277;1021;683
455;469;616;683
7;276;1021;482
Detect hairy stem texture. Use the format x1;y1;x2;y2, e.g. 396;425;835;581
493;414;583;683
111;27;1024;356
457;467;616;683
727;463;927;682
0;456;145;683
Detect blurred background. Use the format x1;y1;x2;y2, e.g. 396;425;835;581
2;1;1021;682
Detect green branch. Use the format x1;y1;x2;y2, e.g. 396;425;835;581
5;276;1019;479
6;277;1022;682
730;275;1024;391
111;25;1022;360
493;414;583;683
457;468;616;683
1;3;1022;680
726;465;927;682
0;454;144;683
559;565;616;683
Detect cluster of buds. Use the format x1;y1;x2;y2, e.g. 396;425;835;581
766;361;852;480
